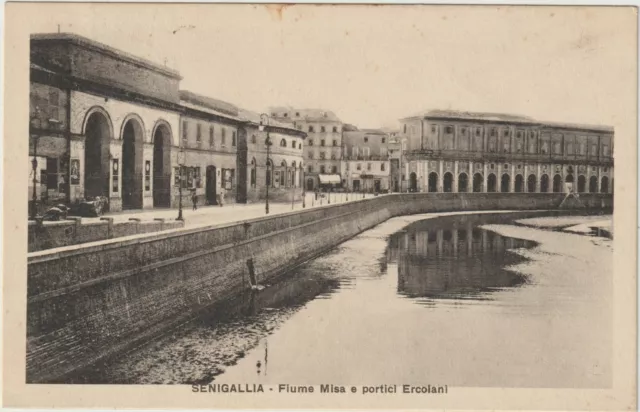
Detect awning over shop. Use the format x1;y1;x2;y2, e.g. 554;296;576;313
318;174;342;184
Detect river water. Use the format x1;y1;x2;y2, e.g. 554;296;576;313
78;212;611;388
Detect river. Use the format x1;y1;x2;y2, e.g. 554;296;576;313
75;211;612;388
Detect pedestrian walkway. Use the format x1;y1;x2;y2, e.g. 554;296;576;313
82;192;380;228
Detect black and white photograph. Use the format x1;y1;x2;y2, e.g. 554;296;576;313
2;3;637;410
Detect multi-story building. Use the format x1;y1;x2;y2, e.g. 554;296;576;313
178;90;242;206
238;109;307;203
341;127;391;192
398;110;614;194
28;32;304;214
30;33;184;212
269;107;343;191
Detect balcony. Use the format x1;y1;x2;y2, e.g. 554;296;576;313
344;154;390;161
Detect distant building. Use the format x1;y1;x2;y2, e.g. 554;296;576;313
269;107;343;191
238;110;306;203
398;110;614;194
341;127;391;192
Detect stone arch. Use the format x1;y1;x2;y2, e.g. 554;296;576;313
443;172;453;192
514;174;524;192
152;120;173;208
428;172;438;193
472;173;483;192
458;172;468;192
501;173;510;192
83;108;113;201
527;174;537;193
121;115;145;209
540;174;550;193
487;173;497;192
601;176;609;193
578;175;586;192
588;175;598;193
119;113;147;142
409;172;418;192
553;174;563;193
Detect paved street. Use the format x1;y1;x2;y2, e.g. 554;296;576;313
82;192;380;227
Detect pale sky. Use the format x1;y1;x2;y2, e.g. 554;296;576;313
23;4;637;130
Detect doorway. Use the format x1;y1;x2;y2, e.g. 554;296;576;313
122;119;144;209
428;172;438;192
472;173;483;192
153;124;172;207
206;166;217;205
409;172;417;192
457;173;468;192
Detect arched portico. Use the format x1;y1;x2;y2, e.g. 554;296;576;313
443;172;453;192
487;173;497;192
152;121;172;207
458;173;468;192
428;172;438;193
121;116;145;209
83;108;112;201
552;174;562;193
514;174;524;192
527;174;536;193
578;175;586;192
501;174;510;193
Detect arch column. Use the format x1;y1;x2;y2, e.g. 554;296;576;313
453;161;459;192
482;163;488;192
524;164;528;192
109;140;123;211
597;166;602;193
536;164;542;193
510;164;516;192
142;142;155;209
438;160;444;192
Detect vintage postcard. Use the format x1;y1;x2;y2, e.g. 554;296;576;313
2;2;637;410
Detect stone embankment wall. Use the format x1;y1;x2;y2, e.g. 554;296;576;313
26;193;612;382
28;218;185;252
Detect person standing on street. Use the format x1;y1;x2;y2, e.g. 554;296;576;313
191;189;198;210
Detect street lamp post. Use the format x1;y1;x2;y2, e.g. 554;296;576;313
176;148;186;221
301;165;306;208
259;114;272;215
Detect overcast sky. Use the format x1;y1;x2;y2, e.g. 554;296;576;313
27;4;636;130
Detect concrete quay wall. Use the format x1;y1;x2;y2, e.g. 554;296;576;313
26;193;612;382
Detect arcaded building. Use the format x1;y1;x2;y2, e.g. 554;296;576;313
398;110;614;194
269;107;343;191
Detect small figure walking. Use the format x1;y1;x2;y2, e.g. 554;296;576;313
219;186;225;207
191;190;198;210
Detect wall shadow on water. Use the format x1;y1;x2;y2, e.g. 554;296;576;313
386;213;540;303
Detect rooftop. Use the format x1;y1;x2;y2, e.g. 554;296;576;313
238;108;304;135
403;109;614;133
268;106;342;123
179;90;239;118
31;33;182;80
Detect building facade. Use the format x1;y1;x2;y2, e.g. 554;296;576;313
239;110;306;203
398;110;614;194
269;107;343;191
341;127;391;192
178;90;242;207
29;32;308;214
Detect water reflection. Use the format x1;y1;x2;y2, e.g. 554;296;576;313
388;214;536;301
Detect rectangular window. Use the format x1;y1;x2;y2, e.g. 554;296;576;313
357;163;362;171
182;121;188;142
321;140;325;146
209;126;214;146
382;137;386;144
308;165;313;173
332;166;337;173
333;140;338;146
308;139;313;146
603;145;610;156
320;166;326;173
48;89;59;120
367;163;372;171
591;144;597;155
445;126;453;134
292;140;296;148
232;131;237;146
346;163;350;171
320;152;326;160
196;124;202;142
432;126;437;133
381;163;386;171
221;128;226;146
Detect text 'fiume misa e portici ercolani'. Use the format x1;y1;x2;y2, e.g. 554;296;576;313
192;384;449;394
